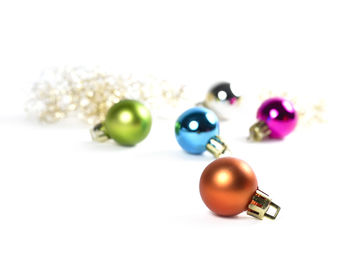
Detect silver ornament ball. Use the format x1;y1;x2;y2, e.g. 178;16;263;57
204;82;240;120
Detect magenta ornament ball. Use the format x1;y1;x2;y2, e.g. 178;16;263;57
257;97;298;139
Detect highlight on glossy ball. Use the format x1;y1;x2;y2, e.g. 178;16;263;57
105;99;152;146
204;82;240;120
199;157;258;217
257;97;298;139
175;107;219;154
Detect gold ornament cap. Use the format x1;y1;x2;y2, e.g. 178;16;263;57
206;136;230;158
247;189;281;220
90;122;110;142
249;121;271;141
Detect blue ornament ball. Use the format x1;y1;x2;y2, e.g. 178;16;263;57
175;107;219;154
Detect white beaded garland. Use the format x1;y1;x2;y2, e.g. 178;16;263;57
26;67;187;124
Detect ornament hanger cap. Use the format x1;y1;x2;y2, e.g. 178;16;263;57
206;136;230;158
90;122;110;142
247;189;281;220
249;121;271;141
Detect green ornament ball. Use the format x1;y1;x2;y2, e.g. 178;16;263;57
104;100;152;146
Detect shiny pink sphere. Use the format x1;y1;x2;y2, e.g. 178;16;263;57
257;97;298;139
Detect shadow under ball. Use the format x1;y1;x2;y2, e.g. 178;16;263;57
200;157;258;216
105;100;152;146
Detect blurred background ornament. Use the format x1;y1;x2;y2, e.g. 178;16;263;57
175;107;229;158
201;82;241;121
249;97;298;141
199;157;280;220
25;66;188;124
91;99;152;146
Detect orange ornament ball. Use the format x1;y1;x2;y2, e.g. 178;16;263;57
199;157;258;216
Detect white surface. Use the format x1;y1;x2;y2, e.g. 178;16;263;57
0;1;349;254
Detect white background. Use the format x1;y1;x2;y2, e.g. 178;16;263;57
0;1;349;254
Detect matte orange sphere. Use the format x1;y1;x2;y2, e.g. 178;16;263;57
199;157;258;216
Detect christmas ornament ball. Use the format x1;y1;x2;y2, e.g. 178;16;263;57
105;100;152;146
204;82;240;120
257;97;298;139
175;107;219;154
199;157;258;216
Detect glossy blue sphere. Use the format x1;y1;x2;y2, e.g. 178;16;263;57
175;107;219;154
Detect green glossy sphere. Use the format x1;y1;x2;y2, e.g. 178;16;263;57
105;100;152;146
